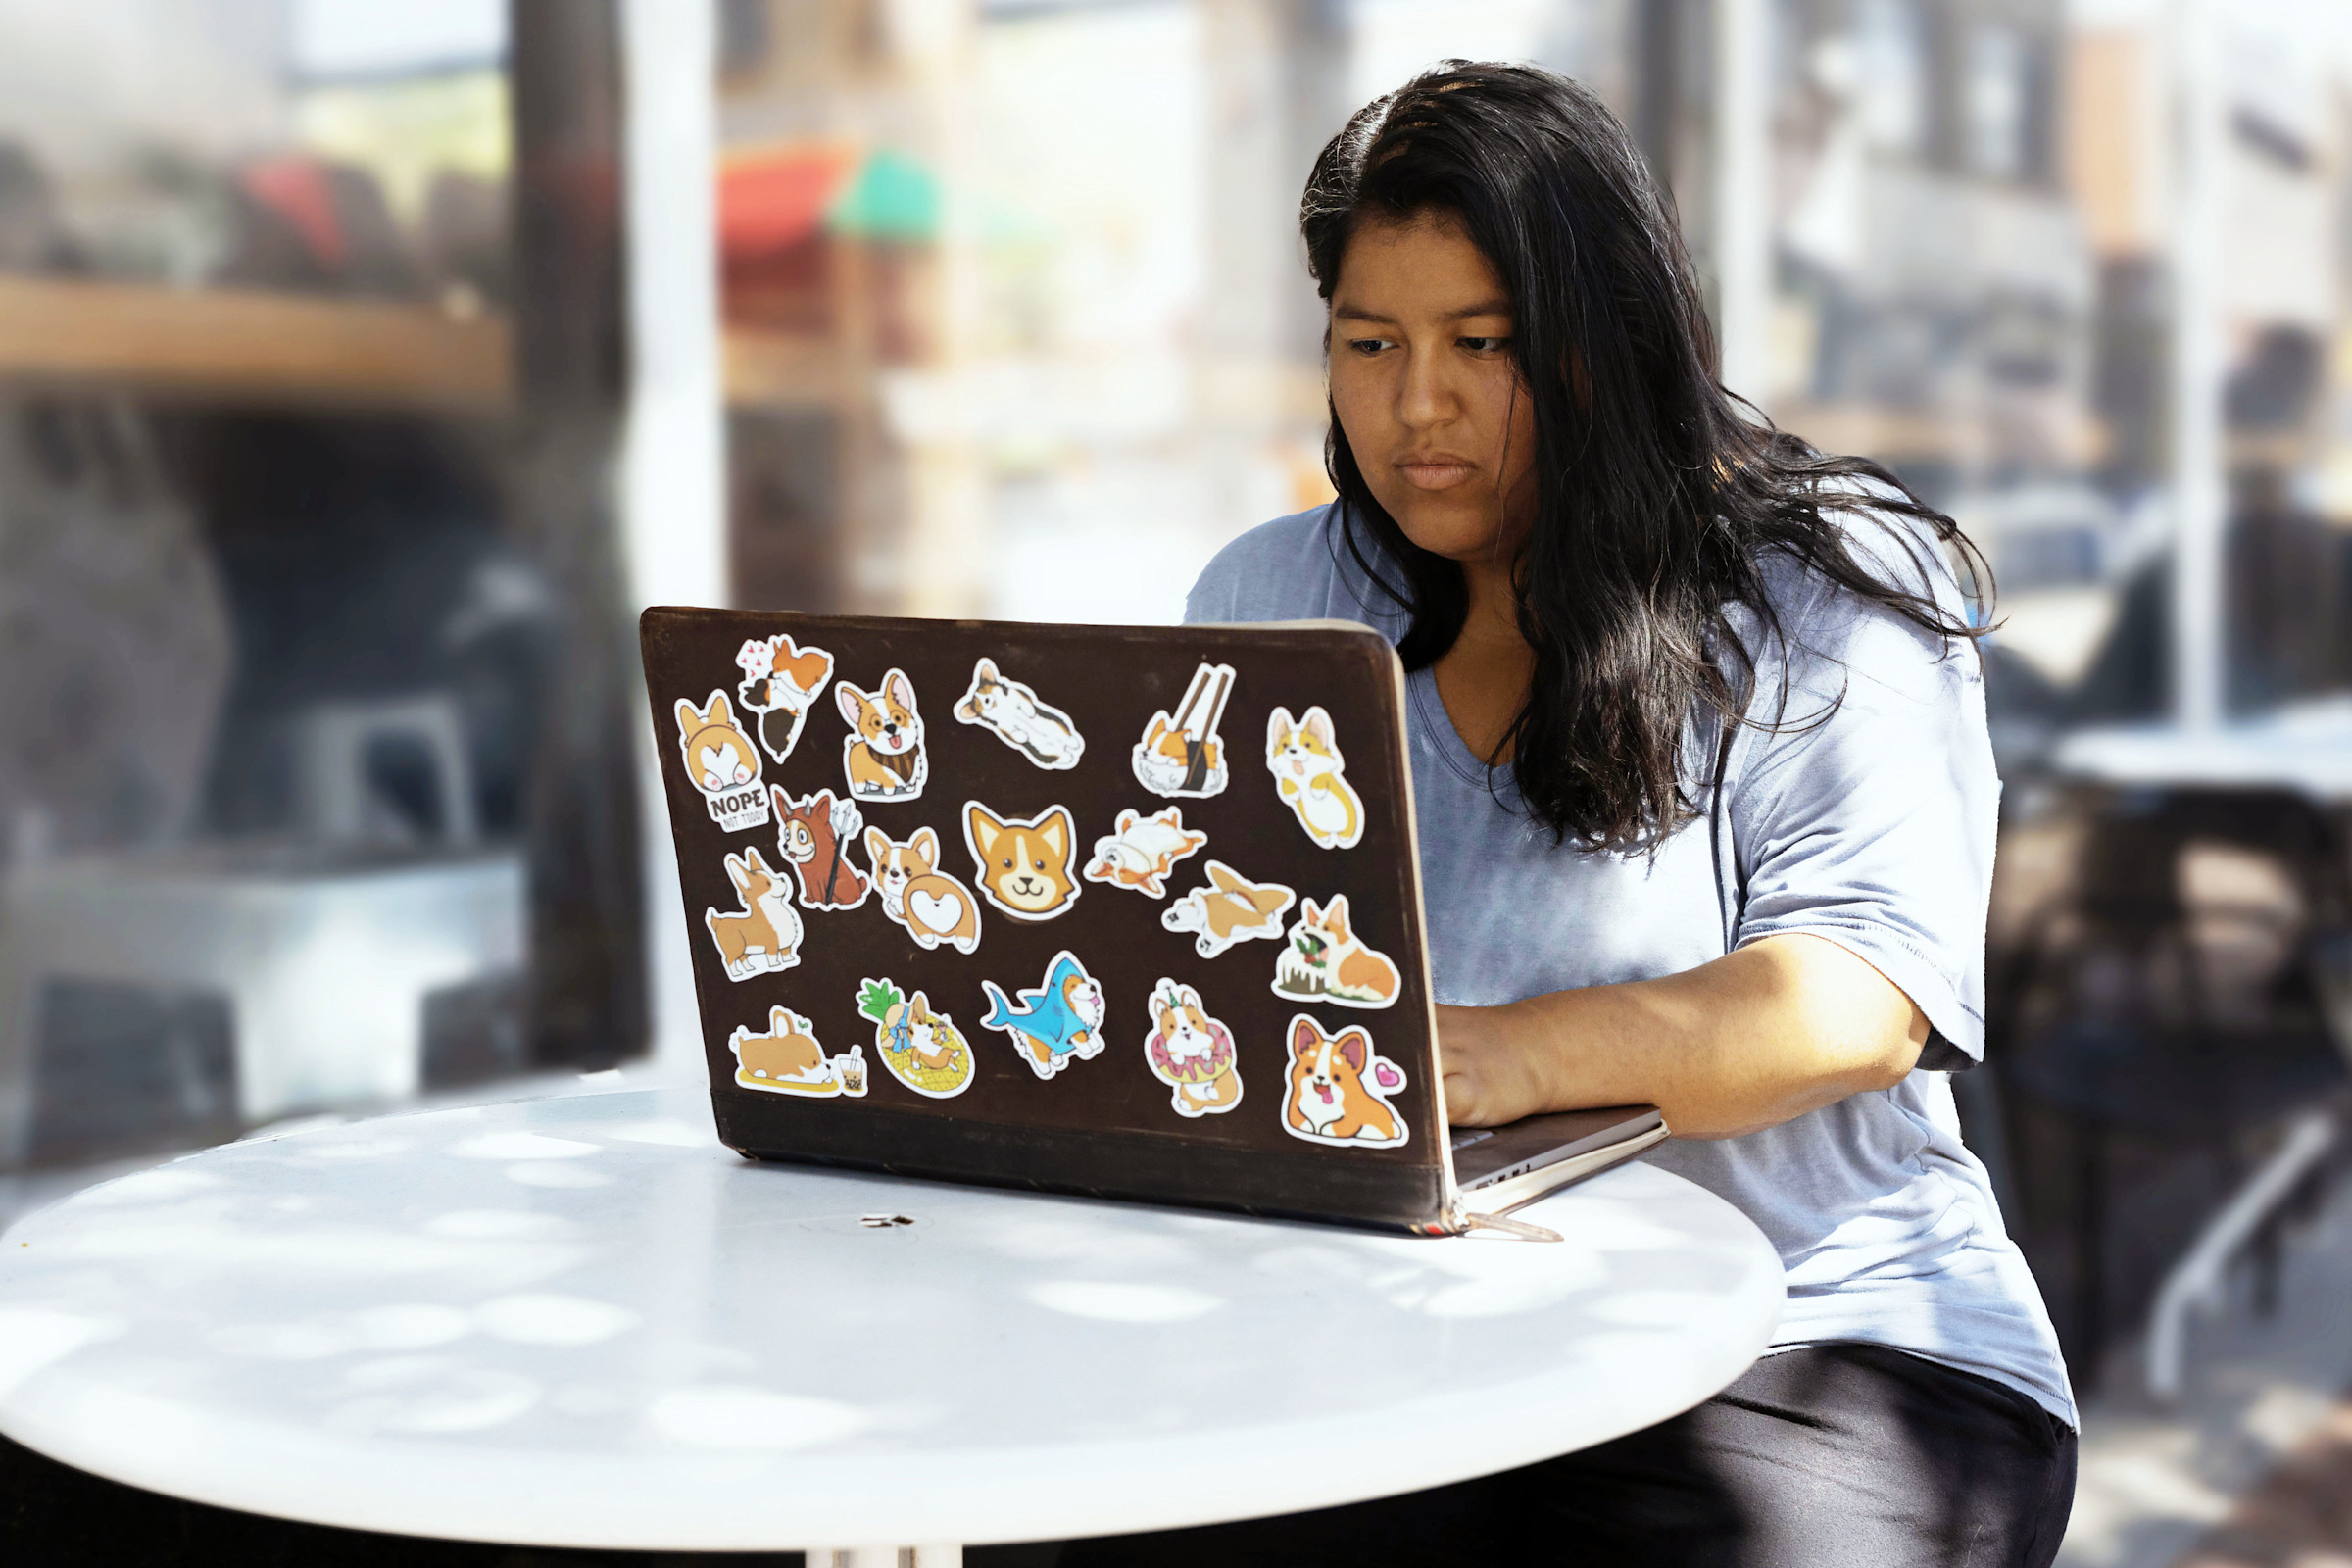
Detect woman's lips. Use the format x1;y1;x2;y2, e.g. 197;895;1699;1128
1396;459;1480;491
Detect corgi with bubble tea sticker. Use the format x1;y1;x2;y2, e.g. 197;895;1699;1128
1266;705;1364;850
1281;1014;1407;1149
836;668;929;803
1132;662;1235;799
730;1005;865;1098
674;691;771;832
734;633;835;763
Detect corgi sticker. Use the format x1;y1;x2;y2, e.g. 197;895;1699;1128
729;1005;866;1098
861;826;982;953
704;849;803;981
980;950;1107;1080
1281;1015;1408;1149
735;633;836;762
1270;896;1400;1009
857;977;974;1100
1143;979;1244;1118
771;787;872;911
962;802;1081;923
1266;705;1365;850
674;691;771;833
1083;806;1206;900
836;668;929;803
1161;859;1295;959
955;658;1085;770
1131;662;1235;799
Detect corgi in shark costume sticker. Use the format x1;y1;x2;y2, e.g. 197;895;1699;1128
979;949;1107;1080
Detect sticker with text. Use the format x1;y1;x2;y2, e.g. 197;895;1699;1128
1161;859;1295;959
1266;705;1365;850
771;787;871;911
858;978;974;1100
1270;896;1399;1009
704;848;803;981
1281;1015;1408;1149
980;949;1107;1080
861;826;982;953
1143;979;1243;1118
674;691;770;832
836;668;929;803
735;633;835;763
1131;662;1235;799
955;657;1085;770
730;1005;866;1098
1083;806;1205;899
963;802;1081;922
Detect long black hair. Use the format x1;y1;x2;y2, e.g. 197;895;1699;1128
1302;62;1986;852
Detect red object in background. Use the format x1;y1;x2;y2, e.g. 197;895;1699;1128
241;159;348;268
719;147;857;263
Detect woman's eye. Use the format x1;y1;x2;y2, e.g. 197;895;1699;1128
1347;337;1391;356
1459;335;1511;354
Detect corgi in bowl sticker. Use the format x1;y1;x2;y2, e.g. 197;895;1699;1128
1266;705;1364;850
962;802;1080;922
1270;896;1399;1009
861;826;982;953
1143;979;1244;1117
735;633;835;762
730;1005;866;1098
1131;662;1235;799
980;949;1107;1080
1084;806;1205;899
704;849;803;981
1282;1015;1408;1148
858;977;974;1099
771;787;871;911
674;691;770;832
836;668;928;802
1161;859;1294;959
955;658;1085;770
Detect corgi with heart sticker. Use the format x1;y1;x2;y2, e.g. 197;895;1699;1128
1281;1014;1408;1149
861;825;982;954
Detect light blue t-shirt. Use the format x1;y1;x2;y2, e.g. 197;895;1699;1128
1188;503;2076;1428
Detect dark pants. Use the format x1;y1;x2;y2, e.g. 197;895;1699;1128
1059;1343;2077;1567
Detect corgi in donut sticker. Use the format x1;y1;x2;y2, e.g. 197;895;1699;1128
734;633;835;762
1281;1015;1408;1148
954;658;1085;770
674;691;770;832
703;849;802;981
729;1005;865;1098
1143;979;1243;1118
1160;860;1294;959
962;802;1080;922
1131;662;1235;799
1266;705;1364;850
857;977;974;1099
1084;806;1206;899
979;950;1107;1080
836;668;929;802
861;825;982;953
1270;896;1400;1009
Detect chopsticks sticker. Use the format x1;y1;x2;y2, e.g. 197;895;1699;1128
1132;662;1237;799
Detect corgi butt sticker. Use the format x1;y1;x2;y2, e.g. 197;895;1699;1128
1281;1014;1408;1148
954;657;1086;770
861;825;982;953
730;1005;866;1097
735;634;836;762
1160;859;1295;959
675;690;771;833
704;849;804;981
1270;895;1399;1009
979;949;1107;1080
858;977;974;1099
836;667;929;803
1083;806;1206;900
1132;662;1236;799
1266;705;1365;850
962;801;1081;922
771;786;872;911
1143;979;1244;1118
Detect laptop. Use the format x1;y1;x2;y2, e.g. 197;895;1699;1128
641;608;1666;1237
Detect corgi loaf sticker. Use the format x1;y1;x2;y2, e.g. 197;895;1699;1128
980;950;1106;1080
674;691;770;832
1270;896;1400;1009
704;849;803;981
1266;705;1365;850
955;658;1085;770
857;977;973;1099
735;633;835;762
730;1005;866;1098
862;826;982;953
836;668;929;802
963;802;1080;922
772;787;871;911
1282;1015;1408;1149
1131;662;1235;799
1161;859;1296;959
1143;979;1243;1117
1083;806;1206;899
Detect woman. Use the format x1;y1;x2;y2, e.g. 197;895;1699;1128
1067;62;2074;1568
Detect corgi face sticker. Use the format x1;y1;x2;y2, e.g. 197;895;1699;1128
1160;859;1295;959
730;1005;866;1098
771;787;872;911
1084;806;1206;900
1143;979;1243;1118
674;691;771;832
704;849;803;981
857;978;974;1099
963;802;1080;922
1132;662;1236;799
735;633;836;762
1282;1015;1408;1149
836;668;929;803
861;825;982;953
1270;896;1399;1009
955;658;1086;770
1266;705;1365;850
980;950;1107;1080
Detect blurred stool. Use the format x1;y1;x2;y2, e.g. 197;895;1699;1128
292;693;478;848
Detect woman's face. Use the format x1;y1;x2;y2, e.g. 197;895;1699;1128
1327;210;1538;564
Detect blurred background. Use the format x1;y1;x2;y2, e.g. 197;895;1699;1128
5;1;2352;1561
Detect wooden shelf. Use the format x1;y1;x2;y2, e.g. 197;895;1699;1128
0;274;513;414
724;325;860;410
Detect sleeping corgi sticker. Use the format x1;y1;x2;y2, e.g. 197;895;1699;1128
836;668;929;802
1161;859;1295;959
703;849;803;981
980;950;1107;1080
674;691;771;832
1131;662;1235;799
1143;979;1244;1118
962;802;1081;923
861;826;982;953
729;1005;866;1098
1084;806;1206;899
1266;705;1365;850
857;977;974;1099
1270;896;1400;1009
1281;1015;1408;1149
955;658;1085;770
735;633;835;762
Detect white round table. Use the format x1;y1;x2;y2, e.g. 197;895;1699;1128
0;1088;1782;1560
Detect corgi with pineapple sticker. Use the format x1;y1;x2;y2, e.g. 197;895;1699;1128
1266;705;1364;850
836;668;929;802
674;691;770;832
704;849;802;981
734;633;835;762
729;1005;865;1098
858;978;974;1099
1270;896;1399;1009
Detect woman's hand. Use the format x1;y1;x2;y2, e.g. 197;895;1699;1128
1435;1002;1555;1126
